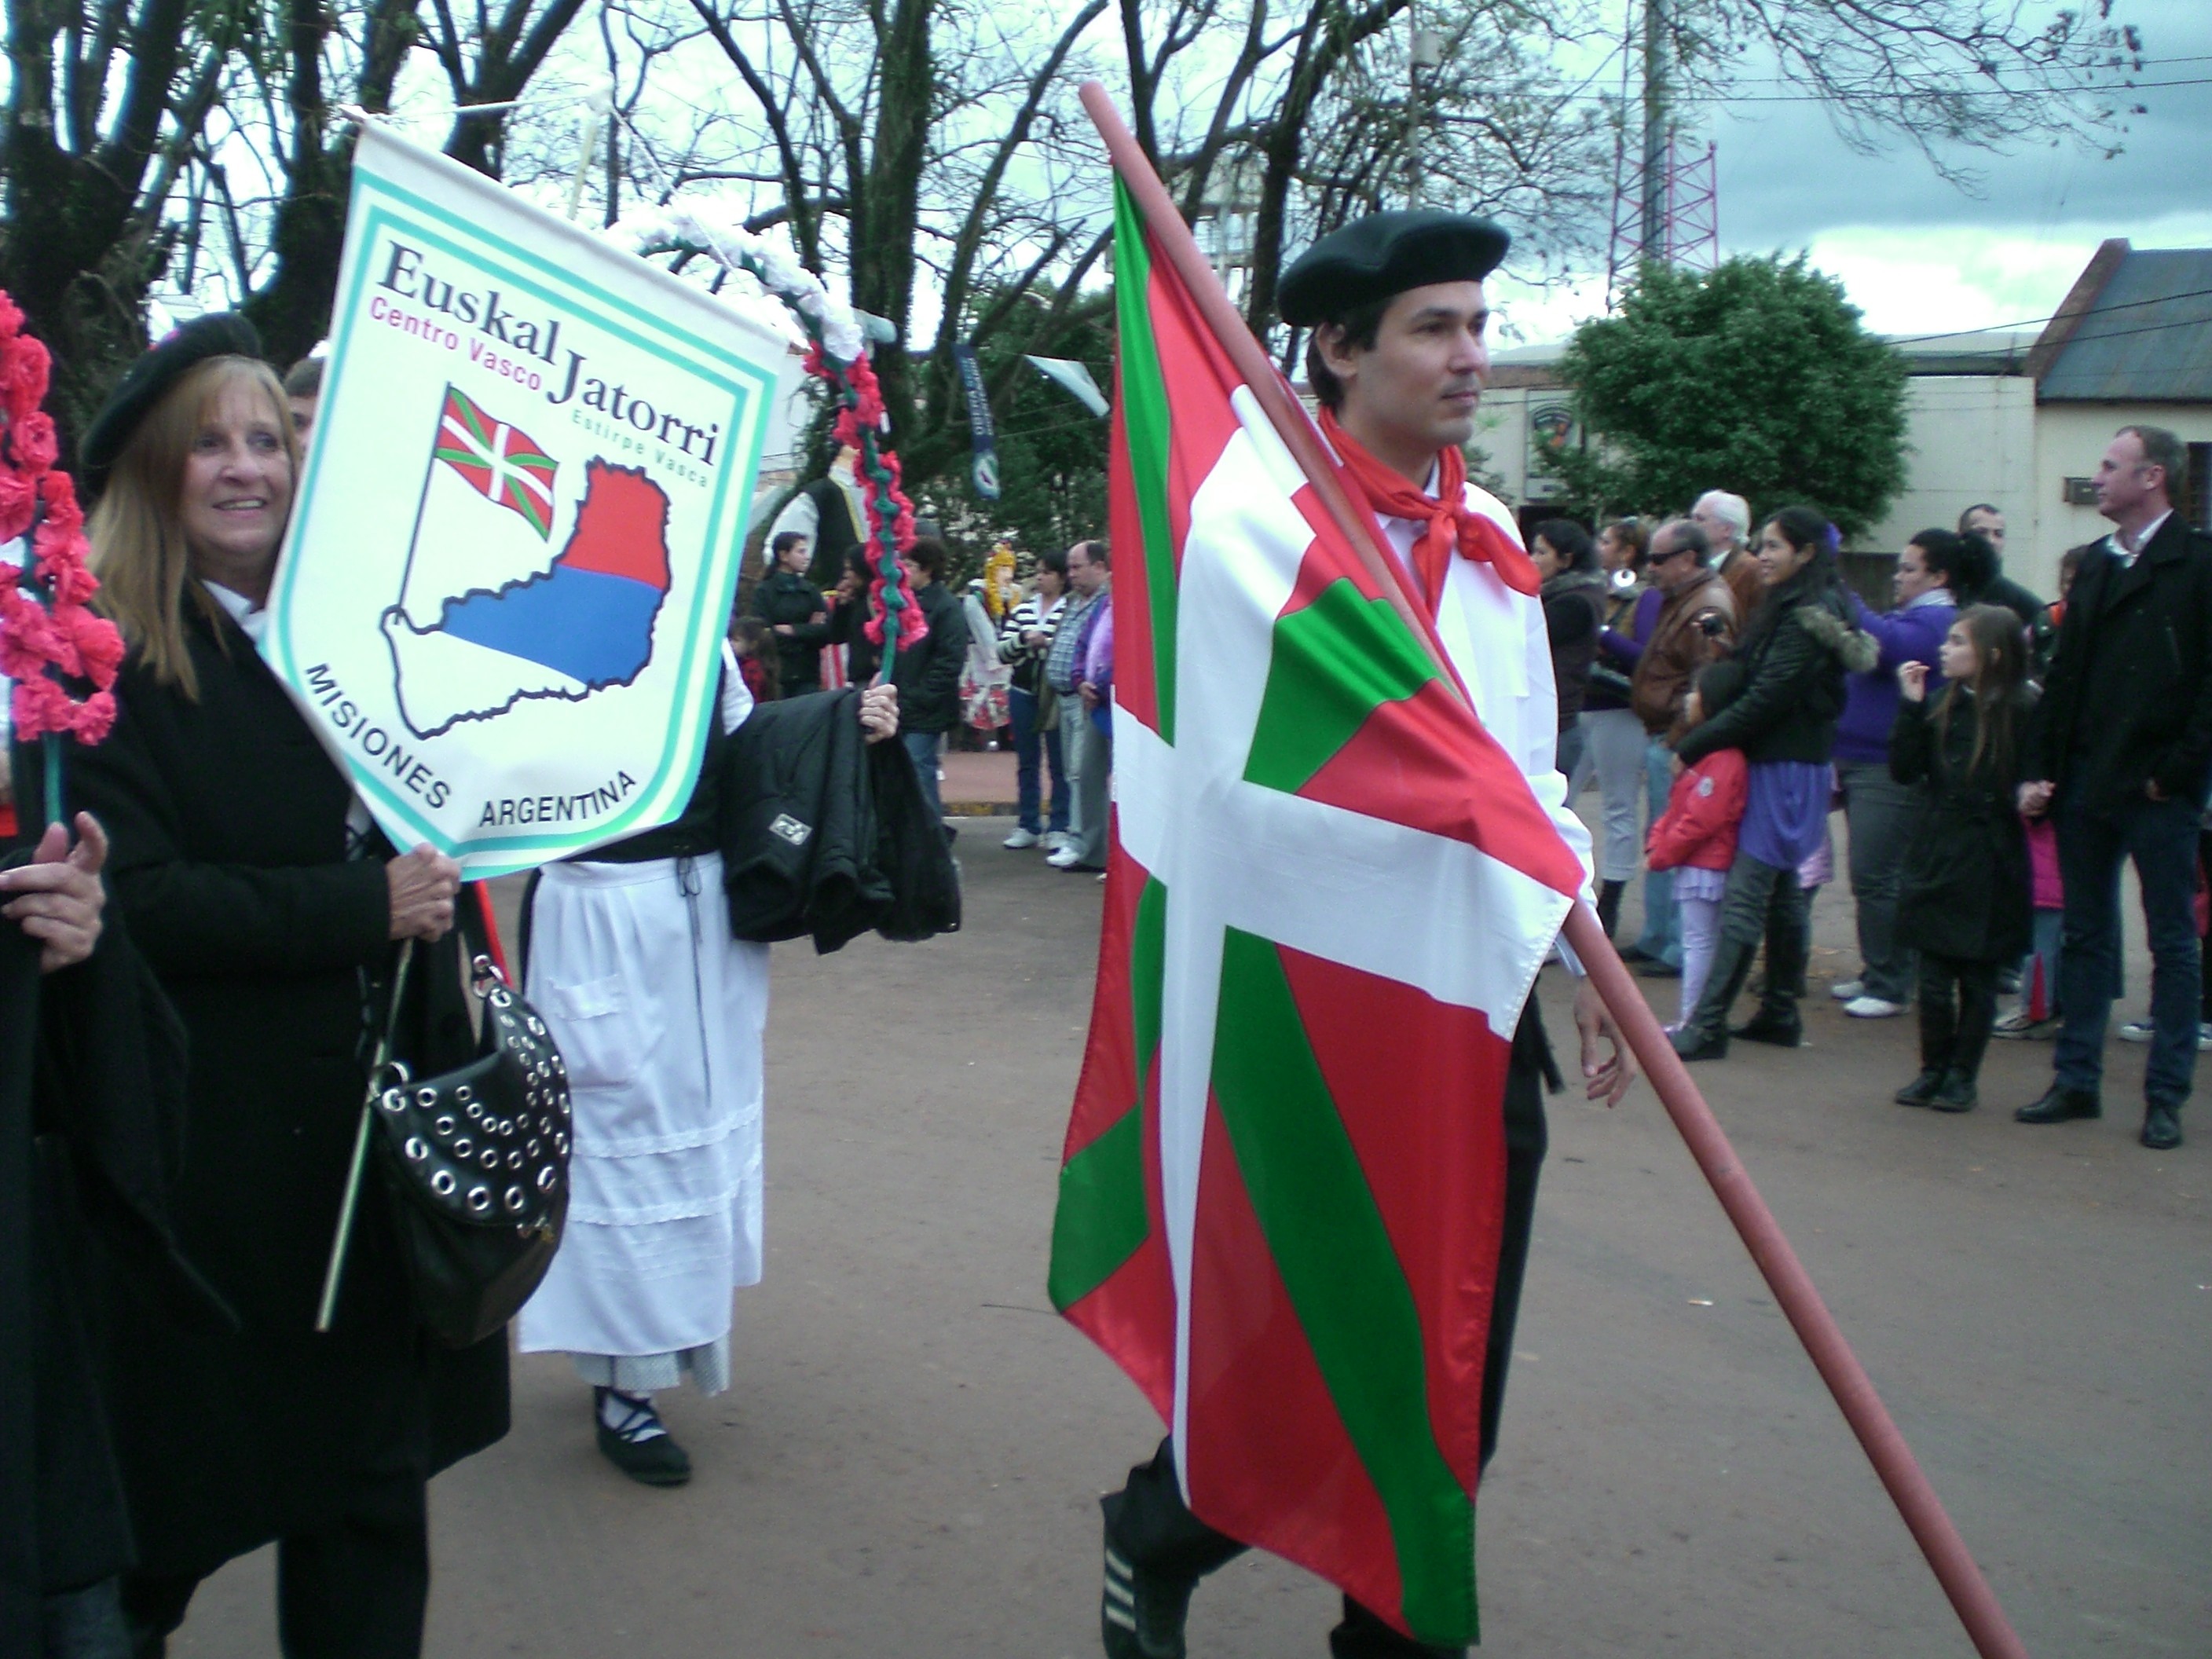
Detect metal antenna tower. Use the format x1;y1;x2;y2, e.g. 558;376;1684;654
1604;0;1719;306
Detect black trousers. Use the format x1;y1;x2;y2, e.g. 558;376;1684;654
1917;953;1999;1082
120;1468;427;1659
1101;1028;1551;1656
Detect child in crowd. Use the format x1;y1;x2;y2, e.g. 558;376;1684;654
731;614;779;705
1646;661;1749;1031
1994;816;2064;1038
1890;606;2036;1111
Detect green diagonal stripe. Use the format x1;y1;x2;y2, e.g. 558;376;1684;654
1211;927;1477;1645
1048;877;1169;1309
1243;578;1438;794
1112;177;1177;745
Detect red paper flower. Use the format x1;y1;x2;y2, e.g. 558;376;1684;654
9;410;58;471
0;468;32;541
1;332;51;421
0;289;124;745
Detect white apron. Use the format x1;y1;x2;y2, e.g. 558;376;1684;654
516;851;769;1364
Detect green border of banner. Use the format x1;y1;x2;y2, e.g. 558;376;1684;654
265;152;779;876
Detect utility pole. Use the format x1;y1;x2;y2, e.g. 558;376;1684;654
1406;2;1444;207
1639;0;1669;258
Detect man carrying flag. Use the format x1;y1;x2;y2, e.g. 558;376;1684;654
1060;205;1636;1659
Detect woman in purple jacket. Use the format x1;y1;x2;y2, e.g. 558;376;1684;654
1829;529;1966;1017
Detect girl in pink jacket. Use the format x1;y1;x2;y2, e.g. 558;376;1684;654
1648;662;1750;1031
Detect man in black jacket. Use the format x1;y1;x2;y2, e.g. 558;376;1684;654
2016;426;2212;1150
890;537;969;828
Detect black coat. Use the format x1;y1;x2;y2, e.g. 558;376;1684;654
753;568;830;694
1;906;222;1620
1674;573;1853;768
1890;689;2034;964
890;579;969;735
1540;569;1607;731
32;605;507;1580
2029;516;2212;812
720;689;960;950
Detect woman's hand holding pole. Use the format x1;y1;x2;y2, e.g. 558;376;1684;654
386;844;462;940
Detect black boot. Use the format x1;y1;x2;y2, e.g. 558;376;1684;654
1931;1071;1978;1111
1673;932;1760;1060
1730;999;1802;1046
2016;1084;2101;1124
1915;977;1958;1090
1596;879;1625;939
1895;1070;1945;1107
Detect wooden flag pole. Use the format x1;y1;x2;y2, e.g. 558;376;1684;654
1078;77;2031;1659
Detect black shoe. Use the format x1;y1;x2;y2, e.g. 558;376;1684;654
1617;943;1655;965
1672;1027;1727;1062
1930;1071;1978;1113
2141;1102;2182;1150
1636;958;1682;980
1101;1532;1193;1659
2015;1085;2101;1125
593;1388;693;1487
1894;1068;1944;1108
1730;1009;1801;1048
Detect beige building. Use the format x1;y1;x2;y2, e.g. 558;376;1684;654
1475;239;2212;597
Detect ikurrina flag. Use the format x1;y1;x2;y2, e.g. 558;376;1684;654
1047;178;1587;1647
434;385;559;537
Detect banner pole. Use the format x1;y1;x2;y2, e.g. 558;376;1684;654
1563;906;2029;1659
1077;77;2031;1659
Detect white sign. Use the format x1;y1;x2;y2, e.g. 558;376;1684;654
264;120;786;876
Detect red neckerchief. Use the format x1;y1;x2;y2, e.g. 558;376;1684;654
1319;405;1540;610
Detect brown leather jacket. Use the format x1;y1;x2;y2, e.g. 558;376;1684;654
1632;568;1738;736
1717;548;1765;628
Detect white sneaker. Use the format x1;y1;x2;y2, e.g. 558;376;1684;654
1042;830;1068;852
2117;1020;2154;1044
1046;846;1082;869
1844;996;1905;1019
1003;828;1040;848
1829;980;1865;1001
2202;1023;2212;1053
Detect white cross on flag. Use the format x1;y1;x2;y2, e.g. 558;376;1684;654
1047;178;1587;1648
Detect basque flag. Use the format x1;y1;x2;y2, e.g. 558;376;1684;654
435;385;558;539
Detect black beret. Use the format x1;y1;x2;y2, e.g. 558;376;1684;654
1277;211;1511;328
80;312;265;493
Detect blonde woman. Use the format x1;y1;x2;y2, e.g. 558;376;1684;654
59;314;503;1657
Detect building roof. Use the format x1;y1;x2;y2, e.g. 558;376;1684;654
2034;244;2212;403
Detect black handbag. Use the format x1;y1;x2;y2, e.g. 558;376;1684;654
367;947;573;1347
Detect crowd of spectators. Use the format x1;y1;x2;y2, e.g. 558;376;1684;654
1544;426;2212;1148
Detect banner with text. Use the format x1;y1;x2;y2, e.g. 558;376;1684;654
264;120;786;877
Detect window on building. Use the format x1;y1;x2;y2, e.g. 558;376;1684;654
2189;442;2211;532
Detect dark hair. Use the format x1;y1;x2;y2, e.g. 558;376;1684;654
906;536;948;580
1534;518;1598;573
843;546;873;584
1949;530;1997;606
1070;537;1109;570
1302;295;1393;411
1905;528;1966;591
2058;544;2087;584
731;614;770;650
1741;506;1839;651
1602;517;1649;570
2118;423;2187;511
1692;658;1745;720
1933;602;2027;781
1036;544;1070;577
771;529;808;558
282;356;324;399
1654;518;1710;566
1954;503;2001;534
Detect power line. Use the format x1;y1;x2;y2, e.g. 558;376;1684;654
1885;284;2212;346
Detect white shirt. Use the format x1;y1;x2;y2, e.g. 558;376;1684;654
1372;476;1598;971
2108;508;2172;566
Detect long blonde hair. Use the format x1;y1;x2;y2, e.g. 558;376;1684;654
89;355;300;698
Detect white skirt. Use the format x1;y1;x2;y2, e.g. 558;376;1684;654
516;851;769;1364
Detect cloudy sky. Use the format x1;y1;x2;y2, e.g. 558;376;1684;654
1489;0;2212;345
